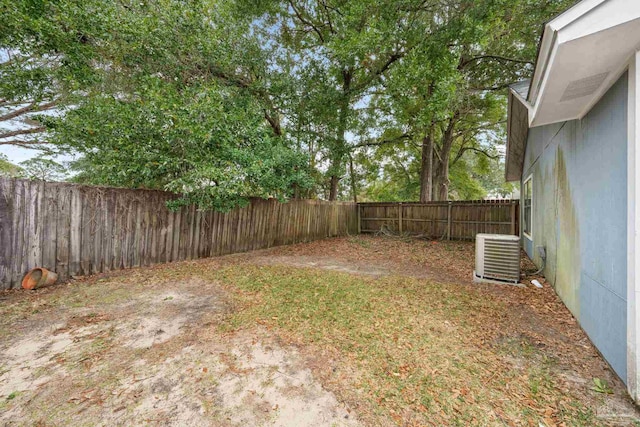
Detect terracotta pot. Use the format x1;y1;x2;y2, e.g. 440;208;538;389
21;268;58;290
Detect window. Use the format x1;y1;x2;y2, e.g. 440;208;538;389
523;175;532;239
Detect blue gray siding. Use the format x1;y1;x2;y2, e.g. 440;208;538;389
522;73;628;380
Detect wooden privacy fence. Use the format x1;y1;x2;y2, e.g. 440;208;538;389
0;178;358;290
358;200;519;240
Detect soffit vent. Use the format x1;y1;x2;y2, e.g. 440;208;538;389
560;72;609;102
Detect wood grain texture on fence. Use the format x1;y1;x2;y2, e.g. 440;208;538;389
0;178;358;290
359;200;519;240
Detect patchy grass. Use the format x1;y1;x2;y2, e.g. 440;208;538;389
213;264;603;426
1;236;637;426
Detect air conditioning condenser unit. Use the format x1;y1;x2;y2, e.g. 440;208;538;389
473;234;521;285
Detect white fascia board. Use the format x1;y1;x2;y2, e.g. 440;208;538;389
529;0;640;127
527;25;555;105
627;50;640;401
529;40;559;126
549;0;607;33
560;0;640;43
530;0;605;108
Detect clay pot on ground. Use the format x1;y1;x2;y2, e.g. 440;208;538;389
21;268;58;290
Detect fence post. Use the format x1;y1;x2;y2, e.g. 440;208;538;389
357;204;361;234
447;201;452;240
510;200;517;236
398;202;403;235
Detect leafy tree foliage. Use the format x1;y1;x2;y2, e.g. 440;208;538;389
0;0;105;148
0;0;574;208
0;153;23;177
19;155;67;181
61;80;311;210
3;0;312;210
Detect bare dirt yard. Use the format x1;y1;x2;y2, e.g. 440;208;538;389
1;235;639;426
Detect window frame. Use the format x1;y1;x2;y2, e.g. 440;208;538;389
523;174;533;240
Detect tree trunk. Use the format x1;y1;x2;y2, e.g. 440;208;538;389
419;130;433;203
264;110;282;137
329;175;340;200
328;68;352;201
431;113;459;201
437;162;450;201
431;163;443;201
348;154;358;203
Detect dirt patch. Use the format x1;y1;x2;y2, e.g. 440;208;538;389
215;334;357;426
252;255;391;277
0;273;358;426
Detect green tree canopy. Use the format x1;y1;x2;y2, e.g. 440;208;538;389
0;0;574;208
19;155;67;181
0;153;23;178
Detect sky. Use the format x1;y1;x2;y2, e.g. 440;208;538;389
2;145;41;163
0;144;77;165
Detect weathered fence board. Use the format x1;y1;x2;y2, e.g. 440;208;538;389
0;178;358;290
359;200;519;240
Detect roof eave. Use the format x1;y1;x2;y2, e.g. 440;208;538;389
505;89;531;182
527;0;615;123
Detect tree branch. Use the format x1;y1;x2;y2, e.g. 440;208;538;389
353;133;411;148
0;126;47;139
470;82;513;92
452;146;500;164
0;139;49;149
289;0;326;43
460;55;533;69
454;120;506;138
202;64;283;137
264;110;282;136
0;100;58;122
350;51;404;94
319;0;336;35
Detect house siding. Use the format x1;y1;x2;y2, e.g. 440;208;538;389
522;73;628;380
